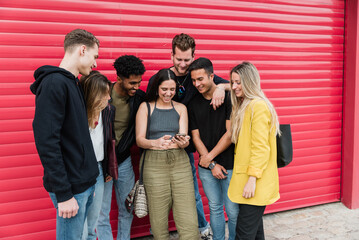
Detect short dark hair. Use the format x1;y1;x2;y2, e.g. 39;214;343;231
146;69;176;102
64;29;99;52
172;33;196;56
188;57;213;76
113;55;146;79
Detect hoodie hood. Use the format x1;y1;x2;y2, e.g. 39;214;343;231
30;65;76;94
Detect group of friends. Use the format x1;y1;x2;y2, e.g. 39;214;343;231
31;29;280;240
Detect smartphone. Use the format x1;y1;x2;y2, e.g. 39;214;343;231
175;133;186;137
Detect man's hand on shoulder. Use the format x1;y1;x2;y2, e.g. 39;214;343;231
58;197;79;218
211;86;225;110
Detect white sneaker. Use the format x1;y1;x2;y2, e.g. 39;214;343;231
200;227;213;240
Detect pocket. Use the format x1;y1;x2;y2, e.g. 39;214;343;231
235;165;248;174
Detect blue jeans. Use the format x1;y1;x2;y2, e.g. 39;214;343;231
188;152;210;232
97;156;135;240
83;162;105;240
49;185;95;240
198;168;239;240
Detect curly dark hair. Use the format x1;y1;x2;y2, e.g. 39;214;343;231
113;55;146;79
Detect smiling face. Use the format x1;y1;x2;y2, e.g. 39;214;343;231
157;79;177;103
171;47;194;76
231;72;243;98
117;74;142;97
191;68;214;95
78;43;99;76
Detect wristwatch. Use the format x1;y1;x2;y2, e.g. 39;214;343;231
208;161;217;170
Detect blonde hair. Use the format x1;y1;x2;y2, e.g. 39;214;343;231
230;62;280;143
80;71;110;128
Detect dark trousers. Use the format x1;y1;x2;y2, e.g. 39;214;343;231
235;204;266;240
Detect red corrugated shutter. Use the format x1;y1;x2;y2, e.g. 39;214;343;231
0;0;344;239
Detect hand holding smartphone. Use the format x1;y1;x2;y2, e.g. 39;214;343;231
172;133;190;148
175;133;186;137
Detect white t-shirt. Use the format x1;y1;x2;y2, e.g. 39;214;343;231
89;112;104;162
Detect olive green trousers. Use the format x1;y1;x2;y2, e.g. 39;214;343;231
141;148;199;240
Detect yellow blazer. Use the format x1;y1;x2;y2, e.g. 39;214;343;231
228;99;280;206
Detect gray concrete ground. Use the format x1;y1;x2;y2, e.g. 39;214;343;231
133;202;359;240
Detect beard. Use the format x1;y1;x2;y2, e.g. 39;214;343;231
173;65;188;76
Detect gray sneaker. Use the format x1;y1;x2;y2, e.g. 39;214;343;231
200;227;213;240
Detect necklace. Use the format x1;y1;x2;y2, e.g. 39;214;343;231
176;74;188;97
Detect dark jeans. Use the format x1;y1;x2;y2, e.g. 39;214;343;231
235;204;266;240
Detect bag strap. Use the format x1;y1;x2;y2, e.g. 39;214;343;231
139;102;151;183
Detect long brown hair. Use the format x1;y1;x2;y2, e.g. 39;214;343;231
80;70;110;128
146;69;176;102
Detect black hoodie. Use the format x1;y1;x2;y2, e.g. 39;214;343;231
31;65;98;203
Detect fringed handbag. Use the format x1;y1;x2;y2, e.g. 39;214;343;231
133;156;148;218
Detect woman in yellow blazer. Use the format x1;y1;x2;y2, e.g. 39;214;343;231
228;62;280;240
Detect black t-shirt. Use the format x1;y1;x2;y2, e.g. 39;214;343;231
146;68;228;106
188;92;234;170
